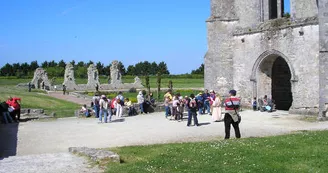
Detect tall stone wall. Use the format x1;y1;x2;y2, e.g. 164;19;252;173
232;24;319;114
31;68;52;90
318;0;328;119
291;0;318;19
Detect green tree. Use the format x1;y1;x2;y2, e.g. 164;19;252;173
30;61;39;71
150;62;158;75
127;65;136;75
41;61;49;68
0;63;14;76
75;66;87;78
191;64;204;75
58;60;66;68
117;61;126;75
158;61;170;75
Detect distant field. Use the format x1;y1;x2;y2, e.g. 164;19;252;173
0;85;79;118
0;76;204;88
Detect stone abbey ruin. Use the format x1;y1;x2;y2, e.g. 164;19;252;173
205;0;328;118
31;60;143;91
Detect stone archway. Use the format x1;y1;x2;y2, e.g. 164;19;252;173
250;50;297;111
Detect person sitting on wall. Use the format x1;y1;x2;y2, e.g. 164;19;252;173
262;95;274;112
6;96;21;122
80;104;91;117
124;98;137;116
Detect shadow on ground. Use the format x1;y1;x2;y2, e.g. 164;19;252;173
0;123;19;160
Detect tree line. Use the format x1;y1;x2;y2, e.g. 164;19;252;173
0;60;193;78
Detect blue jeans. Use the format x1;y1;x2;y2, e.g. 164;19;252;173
108;108;112;121
139;103;144;113
94;105;100;118
165;106;171;117
204;101;210;114
187;110;198;126
2;112;13;124
198;106;203;115
99;108;108;123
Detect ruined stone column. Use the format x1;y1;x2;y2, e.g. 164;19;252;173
63;63;78;90
319;0;328;120
110;60;122;85
87;64;100;87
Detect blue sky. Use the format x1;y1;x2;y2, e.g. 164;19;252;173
0;1;290;74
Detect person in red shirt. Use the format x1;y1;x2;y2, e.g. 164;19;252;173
223;90;241;139
6;96;21;122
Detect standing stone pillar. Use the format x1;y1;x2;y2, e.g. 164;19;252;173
87;64;100;88
110;60;122;85
318;0;328;120
63;63;78;90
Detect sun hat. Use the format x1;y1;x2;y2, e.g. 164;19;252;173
101;95;106;98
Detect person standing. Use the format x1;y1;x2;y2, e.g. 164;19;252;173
116;91;124;118
92;94;100;118
187;94;199;127
99;95;109;123
62;84;66;95
212;93;222;122
95;84;99;92
202;89;211;114
137;91;145;114
223;90;241;139
28;82;32;92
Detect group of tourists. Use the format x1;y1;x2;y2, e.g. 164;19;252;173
81;91;156;123
0;96;21;124
252;95;275;112
163;89;223;123
163;89;241;139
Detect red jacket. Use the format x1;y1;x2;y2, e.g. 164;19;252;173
224;97;240;111
6;97;21;109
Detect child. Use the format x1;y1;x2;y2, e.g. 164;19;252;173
80;104;91;117
252;97;257;111
124;98;136;116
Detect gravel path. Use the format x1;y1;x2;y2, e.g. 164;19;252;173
1;110;328;172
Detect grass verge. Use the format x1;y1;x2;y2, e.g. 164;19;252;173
105;130;328;173
0;85;79;118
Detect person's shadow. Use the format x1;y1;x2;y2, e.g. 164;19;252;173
0;123;19;160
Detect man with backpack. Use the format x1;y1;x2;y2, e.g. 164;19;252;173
92;93;100;118
223;90;241;139
187;94;199;127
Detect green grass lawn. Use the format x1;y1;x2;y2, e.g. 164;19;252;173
0;85;80;118
0;76;204;89
106;130;328;173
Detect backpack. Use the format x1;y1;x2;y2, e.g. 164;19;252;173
190;98;197;108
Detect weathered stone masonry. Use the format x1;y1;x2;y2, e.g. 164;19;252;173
205;0;328;118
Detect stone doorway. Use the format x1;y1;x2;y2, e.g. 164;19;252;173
252;50;295;111
272;57;293;110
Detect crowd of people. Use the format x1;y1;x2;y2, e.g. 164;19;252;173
163;89;242;139
79;88;244;139
80;91;155;123
0;96;21;124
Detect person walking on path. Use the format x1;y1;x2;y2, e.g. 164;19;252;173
137;91;145;114
212;93;222;122
99;95;109;123
223;90;241;139
187;94;199;127
116;92;124;118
